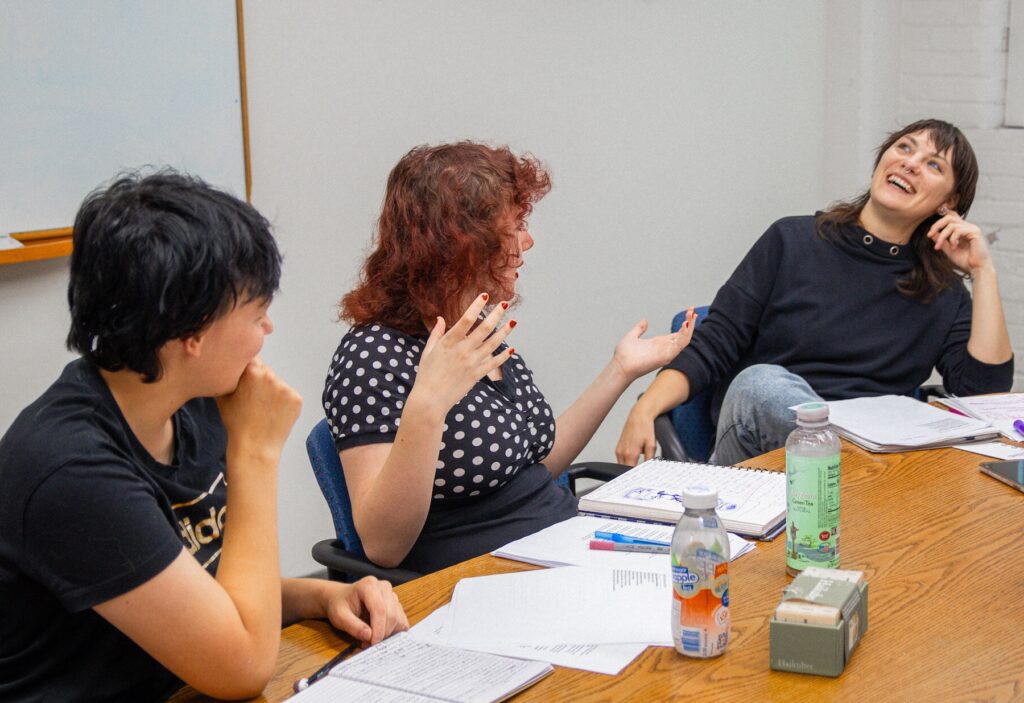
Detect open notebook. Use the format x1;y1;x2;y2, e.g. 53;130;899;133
577;459;786;539
291;632;552;703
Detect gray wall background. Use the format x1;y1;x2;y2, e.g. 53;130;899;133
5;1;1016;577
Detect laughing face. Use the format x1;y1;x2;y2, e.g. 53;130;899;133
869;130;957;224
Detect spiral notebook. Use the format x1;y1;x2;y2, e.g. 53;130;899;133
577;459;787;540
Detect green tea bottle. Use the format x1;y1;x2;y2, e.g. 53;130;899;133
785;402;841;576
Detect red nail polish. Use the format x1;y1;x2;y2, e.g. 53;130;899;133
501;302;509;310
514;272;519;279
509;347;516;355
481;293;488;302
509;320;517;328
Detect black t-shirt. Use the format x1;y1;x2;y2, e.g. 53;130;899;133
0;360;228;702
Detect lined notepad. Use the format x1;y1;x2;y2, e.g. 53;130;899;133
577;459;786;539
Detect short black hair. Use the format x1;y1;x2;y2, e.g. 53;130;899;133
67;170;282;382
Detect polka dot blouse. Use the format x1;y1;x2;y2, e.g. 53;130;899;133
323;323;556;501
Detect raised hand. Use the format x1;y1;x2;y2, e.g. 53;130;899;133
410;293;517;417
927;208;992;274
611;307;698;382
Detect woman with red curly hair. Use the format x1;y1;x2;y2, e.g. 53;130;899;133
322;142;696;573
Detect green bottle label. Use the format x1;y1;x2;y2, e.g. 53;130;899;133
785;453;840;571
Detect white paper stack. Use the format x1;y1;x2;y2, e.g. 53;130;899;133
935;393;1024;442
824;395;1000;452
409;566;668;676
492;515;754;572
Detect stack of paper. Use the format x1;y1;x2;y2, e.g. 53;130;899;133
493;515;754;571
409;566;670;676
935;393;1024;442
824;395;1000;452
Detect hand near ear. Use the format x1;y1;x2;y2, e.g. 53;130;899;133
927;209;991;274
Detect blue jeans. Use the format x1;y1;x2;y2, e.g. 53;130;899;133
709;364;822;466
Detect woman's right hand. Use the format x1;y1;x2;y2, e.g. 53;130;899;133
410;293;517;417
615;403;657;466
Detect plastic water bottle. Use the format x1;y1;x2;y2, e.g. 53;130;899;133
671;485;730;658
785;402;841;576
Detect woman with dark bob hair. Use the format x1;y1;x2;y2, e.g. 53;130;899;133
617;118;1014;467
323;141;696;573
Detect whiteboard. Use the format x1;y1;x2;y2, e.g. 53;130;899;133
0;1;247;235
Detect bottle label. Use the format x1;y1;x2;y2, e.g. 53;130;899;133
671;545;729;657
785;452;840;572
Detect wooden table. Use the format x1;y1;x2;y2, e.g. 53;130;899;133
172;443;1024;702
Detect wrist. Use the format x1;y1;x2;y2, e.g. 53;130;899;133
606;356;635;388
970;262;997;280
404;388;450;427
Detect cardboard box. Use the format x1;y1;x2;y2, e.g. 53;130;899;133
769;567;868;677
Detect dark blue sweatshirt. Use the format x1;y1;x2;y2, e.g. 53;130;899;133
665;215;1014;421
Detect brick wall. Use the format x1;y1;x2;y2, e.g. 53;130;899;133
899;0;1023;389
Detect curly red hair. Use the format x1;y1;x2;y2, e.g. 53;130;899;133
341;142;551;334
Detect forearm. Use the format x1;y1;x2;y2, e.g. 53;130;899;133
966;265;1013;364
350;393;446;567
282;578;331;626
546;361;633;473
632;368;691;421
214;446;283;659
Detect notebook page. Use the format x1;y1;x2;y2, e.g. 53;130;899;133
579;459;785;531
295;633;551;703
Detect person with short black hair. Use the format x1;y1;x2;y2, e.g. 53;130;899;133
0;171;408;701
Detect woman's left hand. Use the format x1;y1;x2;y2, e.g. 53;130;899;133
927;209;992;273
612;307;698;382
324;576;409;646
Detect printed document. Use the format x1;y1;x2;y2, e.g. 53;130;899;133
936;393;1024;442
823;395;999;451
290;632;552;703
444;566;673;647
410;605;648;676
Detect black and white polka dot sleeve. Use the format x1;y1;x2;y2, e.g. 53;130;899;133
322;324;422;451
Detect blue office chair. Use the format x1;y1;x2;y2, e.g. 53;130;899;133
308;420;422;585
653;305;714;462
651;305;944;462
308;418;629;584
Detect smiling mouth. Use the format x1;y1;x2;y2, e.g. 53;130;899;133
887;175;915;194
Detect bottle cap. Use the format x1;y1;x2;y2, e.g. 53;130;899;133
795;402;829;426
682;484;718;510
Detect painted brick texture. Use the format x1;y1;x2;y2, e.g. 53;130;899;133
899;0;1023;389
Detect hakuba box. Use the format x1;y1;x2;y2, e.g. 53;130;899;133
769;567;868;677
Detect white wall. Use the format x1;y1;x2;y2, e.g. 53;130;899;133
1;2;848;577
243;0;830;575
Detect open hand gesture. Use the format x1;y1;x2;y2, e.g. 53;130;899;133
611;307;698;382
411;293;517;416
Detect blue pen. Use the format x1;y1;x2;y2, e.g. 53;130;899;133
593;531;670;547
1013;419;1024;439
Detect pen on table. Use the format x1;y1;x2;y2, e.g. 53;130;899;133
293;640;360;693
589;539;669;554
1013;419;1024;439
593;531;670;547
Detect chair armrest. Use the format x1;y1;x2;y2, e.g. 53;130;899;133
915;384;945;402
566;461;632;495
312;539;422;586
654;411;688;461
